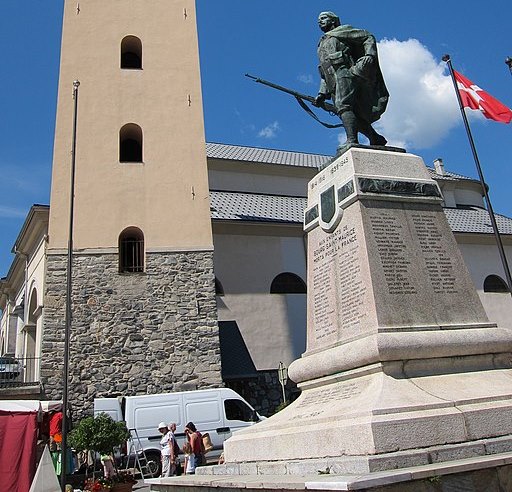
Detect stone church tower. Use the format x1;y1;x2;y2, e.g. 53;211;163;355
42;0;222;414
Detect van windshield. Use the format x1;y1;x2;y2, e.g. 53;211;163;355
224;399;256;422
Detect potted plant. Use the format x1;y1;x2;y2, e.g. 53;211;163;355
82;471;136;492
69;413;134;492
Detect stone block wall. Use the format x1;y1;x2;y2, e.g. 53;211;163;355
226;371;300;417
41;250;222;418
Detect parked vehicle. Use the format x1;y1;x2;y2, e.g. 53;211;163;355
93;388;264;476
0;356;22;379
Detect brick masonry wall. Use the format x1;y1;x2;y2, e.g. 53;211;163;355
41;250;222;418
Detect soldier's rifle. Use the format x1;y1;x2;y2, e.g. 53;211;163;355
245;74;343;129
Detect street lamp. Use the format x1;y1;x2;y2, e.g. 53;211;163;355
60;80;80;492
506;57;512;77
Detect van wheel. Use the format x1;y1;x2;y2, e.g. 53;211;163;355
145;452;161;478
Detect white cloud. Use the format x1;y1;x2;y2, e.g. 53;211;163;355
376;38;460;149
234;108;257;135
258;121;280;139
0;206;27;219
297;74;314;85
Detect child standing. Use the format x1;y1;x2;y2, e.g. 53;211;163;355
182;442;195;475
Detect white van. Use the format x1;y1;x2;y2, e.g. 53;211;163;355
93;388;263;473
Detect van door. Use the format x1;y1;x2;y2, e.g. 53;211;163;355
183;394;224;457
221;397;259;440
93;398;122;422
126;395;183;454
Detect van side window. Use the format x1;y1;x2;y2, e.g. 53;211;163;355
224;399;255;422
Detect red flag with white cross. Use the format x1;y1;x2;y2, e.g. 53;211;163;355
454;70;512;124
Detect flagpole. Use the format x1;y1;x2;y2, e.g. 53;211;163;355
443;55;512;296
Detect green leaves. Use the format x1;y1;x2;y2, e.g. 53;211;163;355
69;413;130;455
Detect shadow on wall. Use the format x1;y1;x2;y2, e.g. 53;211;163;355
218;320;257;380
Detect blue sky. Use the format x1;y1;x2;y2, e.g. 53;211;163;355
0;0;511;276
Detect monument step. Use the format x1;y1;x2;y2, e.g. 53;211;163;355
145;449;512;491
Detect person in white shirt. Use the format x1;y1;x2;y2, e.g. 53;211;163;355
158;422;175;477
182;441;195;474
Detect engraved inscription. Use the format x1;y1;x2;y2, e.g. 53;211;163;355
312;224;367;341
370;214;417;295
310;172;327;191
312;255;336;340
310;155;349;190
338;236;366;330
299;382;362;406
412;214;458;294
290;382;364;420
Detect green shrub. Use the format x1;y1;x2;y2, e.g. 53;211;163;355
69;413;130;455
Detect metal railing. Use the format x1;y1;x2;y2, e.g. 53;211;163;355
0;356;40;388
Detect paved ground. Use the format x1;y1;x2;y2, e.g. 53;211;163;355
134;479;151;492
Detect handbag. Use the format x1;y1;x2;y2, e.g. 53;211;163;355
202;432;214;454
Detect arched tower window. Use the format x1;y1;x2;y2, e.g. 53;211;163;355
483;274;509;293
270;272;307;294
120;124;143;163
121;36;142;69
119;227;145;273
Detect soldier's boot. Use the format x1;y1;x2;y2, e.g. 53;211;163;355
359;121;387;146
339;111;359;146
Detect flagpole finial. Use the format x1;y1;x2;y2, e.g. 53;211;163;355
506;57;512;75
442;54;451;62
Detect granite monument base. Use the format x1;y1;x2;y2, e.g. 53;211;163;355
219;148;512;476
215;358;512;471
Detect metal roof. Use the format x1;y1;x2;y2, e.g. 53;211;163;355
426;167;477;183
210;190;306;223
444;207;512;235
211;190;512;235
206;142;478;183
206;142;330;168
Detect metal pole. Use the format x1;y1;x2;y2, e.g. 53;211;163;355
60;80;80;492
281;374;286;404
506;57;512;77
277;362;288;404
443;55;512;295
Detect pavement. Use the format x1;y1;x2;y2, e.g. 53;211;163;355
134;479;151;492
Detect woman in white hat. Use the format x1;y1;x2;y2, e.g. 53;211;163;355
158;422;176;477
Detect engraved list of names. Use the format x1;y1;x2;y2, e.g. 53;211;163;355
370;213;417;295
311;223;366;343
412;213;458;294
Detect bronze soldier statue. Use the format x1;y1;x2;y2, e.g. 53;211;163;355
313;11;389;153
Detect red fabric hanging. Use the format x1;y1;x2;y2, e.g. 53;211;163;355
0;411;38;492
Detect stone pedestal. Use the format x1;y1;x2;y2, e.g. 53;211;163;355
221;148;512;473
